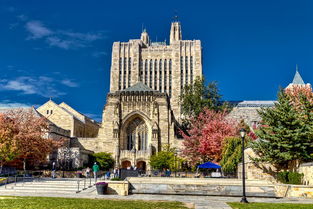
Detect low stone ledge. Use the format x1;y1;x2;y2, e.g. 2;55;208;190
275;184;313;198
105;181;129;196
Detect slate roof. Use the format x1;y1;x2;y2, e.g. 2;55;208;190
229;101;276;107
122;82;156;92
292;70;305;85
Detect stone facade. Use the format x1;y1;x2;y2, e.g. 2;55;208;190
109;20;202;120
37;100;99;138
77;21;202;171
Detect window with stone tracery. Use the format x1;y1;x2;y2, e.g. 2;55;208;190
126;117;148;151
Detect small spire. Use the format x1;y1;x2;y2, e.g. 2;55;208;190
292;66;305;85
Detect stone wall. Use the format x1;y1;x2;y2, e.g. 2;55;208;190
239;148;313;186
298;162;313;185
127;177;276;197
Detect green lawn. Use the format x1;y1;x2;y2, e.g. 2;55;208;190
0;196;190;209
228;202;313;209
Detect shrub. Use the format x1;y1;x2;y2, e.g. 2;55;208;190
288;172;303;185
277;171;289;184
277;171;303;185
110;177;122;181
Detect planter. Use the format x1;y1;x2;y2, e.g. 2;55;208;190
96;182;108;195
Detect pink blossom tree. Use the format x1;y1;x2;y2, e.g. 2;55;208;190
181;109;237;165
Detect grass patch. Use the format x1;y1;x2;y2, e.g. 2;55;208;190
228;202;313;209
0;196;189;209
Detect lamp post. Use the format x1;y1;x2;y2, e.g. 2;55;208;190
240;128;248;203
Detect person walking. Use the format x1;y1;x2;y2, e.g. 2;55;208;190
92;162;100;183
51;162;56;178
85;167;91;178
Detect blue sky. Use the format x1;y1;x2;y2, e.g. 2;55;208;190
1;0;313;121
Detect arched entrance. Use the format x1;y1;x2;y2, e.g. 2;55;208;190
125;117;148;150
136;161;146;171
121;160;131;169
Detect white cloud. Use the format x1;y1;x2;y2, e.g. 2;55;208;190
61;79;79;87
46;37;74;49
0;100;31;108
0;76;66;98
23;19;105;49
60;31;104;42
25;20;53;39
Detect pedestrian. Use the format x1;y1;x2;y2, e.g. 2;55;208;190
86;167;91;178
105;170;111;180
51;162;56;178
92;162;100;183
113;167;118;178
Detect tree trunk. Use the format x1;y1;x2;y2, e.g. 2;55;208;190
23;159;26;176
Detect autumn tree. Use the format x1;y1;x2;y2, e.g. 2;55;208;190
0;114;19;174
181;109;237;166
7;108;63;173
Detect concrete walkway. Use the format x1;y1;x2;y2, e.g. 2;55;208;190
0;191;313;209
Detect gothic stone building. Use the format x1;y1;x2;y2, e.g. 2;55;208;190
78;20;202;170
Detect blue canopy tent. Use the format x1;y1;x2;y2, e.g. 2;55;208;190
196;162;222;177
197;162;221;169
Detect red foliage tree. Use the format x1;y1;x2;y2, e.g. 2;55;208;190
7;108;63;172
181;109;237;165
0;114;19;173
285;85;313;109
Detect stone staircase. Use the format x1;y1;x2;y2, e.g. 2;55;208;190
0;178;94;194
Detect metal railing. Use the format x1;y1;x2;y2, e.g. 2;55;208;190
76;177;93;193
1;175;95;193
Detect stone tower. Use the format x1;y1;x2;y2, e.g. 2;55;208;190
109;20;202;120
80;20;203;170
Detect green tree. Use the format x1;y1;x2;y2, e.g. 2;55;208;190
149;146;178;170
251;90;313;167
220;136;250;174
180;77;226;118
92;152;115;171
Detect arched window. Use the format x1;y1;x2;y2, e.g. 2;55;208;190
126;118;148;150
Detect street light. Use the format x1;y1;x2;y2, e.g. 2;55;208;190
240;128;248;203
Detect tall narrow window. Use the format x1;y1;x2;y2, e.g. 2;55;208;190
144;59;148;85
180;56;184;93
190;56;193;83
159;59;162;91
149;59;152;88
185;56;188;85
164;59;167;92
128;57;131;87
139;59;143;82
169;59;172;97
126;118;147;151
123;57;127;89
119;57;122;90
154;59;157;90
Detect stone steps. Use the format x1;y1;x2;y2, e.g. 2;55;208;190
0;178;92;194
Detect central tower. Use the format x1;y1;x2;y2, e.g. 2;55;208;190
109;20;202;119
89;20;203;170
